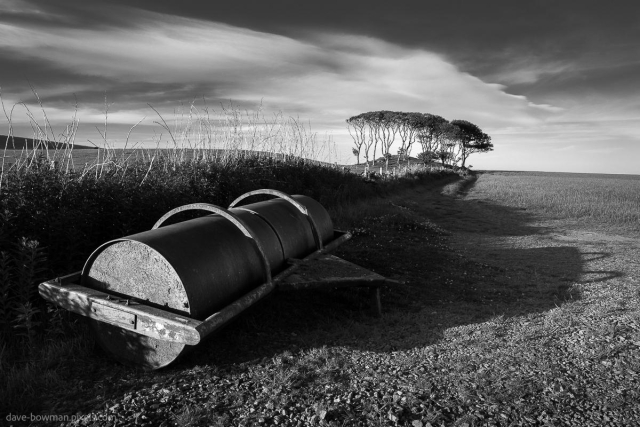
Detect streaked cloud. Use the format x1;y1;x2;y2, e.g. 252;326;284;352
0;0;639;173
0;10;557;139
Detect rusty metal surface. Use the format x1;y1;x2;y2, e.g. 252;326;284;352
276;251;389;317
196;280;276;340
276;249;389;317
277;254;387;290
40;187;377;369
321;230;352;252
90;320;190;370
82;214;270;319
277;277;386;290
39;281;201;344
272;231;352;284
229;189;335;250
233;199;317;260
229;189;308;213
57;271;81;285
83;240;188;313
288;254;383;279
291;195;334;245
150;202;273;284
77;195;339;369
231;209;286;272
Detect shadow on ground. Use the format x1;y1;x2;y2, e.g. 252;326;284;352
48;173;627;412
173;173;621;365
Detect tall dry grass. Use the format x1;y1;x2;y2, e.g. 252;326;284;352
1;88;81;186
1;94;338;186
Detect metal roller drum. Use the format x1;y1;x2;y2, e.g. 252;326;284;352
290;195;334;245
229;191;335;253
81;192;333;368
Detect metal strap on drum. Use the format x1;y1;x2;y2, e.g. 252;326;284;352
152;203;272;285
228;189;324;250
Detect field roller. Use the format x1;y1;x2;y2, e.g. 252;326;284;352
39;189;394;369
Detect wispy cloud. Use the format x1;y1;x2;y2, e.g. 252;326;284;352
1;2;639;173
0;10;557;130
486;57;573;86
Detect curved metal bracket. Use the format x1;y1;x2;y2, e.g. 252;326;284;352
229;189;308;214
152;203;272;284
228;189;323;250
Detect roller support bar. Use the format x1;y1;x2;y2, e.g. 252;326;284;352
39;277;202;345
38;230;393;344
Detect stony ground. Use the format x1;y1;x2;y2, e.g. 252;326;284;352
20;174;640;426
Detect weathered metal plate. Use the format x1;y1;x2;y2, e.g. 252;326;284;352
37;229;379;369
90;320;189;370
234;199;317;260
291;195;335;245
82;214;269;319
90;302;137;329
277;254;387;290
38;280;201;345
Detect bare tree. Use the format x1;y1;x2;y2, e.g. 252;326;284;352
396;112;422;161
352;147;360;164
377;111;399;171
359;111;383;167
346;114;366;164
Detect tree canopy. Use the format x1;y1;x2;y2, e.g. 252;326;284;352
346;111;493;169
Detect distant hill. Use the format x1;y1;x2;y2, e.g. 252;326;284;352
0;135;96;150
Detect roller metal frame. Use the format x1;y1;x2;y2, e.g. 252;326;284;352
39;191;394;348
228;189;325;250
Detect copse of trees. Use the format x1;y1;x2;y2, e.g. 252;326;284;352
346;111;493;170
450;119;492;168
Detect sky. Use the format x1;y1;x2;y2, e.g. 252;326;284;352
0;0;639;173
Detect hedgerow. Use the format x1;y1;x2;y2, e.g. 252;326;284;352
0;152;442;346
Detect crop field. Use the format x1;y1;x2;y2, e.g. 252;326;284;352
472;171;640;229
1;147;335;174
2;148;103;171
